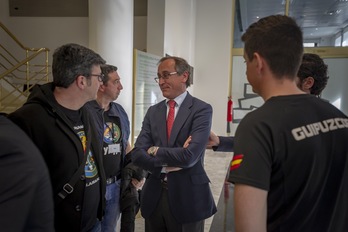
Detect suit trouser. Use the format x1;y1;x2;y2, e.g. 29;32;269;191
145;181;204;232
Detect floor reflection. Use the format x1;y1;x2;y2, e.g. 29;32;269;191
209;181;235;232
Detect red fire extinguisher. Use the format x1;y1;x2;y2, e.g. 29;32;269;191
227;96;233;134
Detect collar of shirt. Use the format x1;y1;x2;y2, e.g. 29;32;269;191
166;91;187;119
166;91;187;108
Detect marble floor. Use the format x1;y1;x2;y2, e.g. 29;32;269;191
133;149;234;232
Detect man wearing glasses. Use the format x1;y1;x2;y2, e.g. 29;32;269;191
131;56;216;232
9;43;107;232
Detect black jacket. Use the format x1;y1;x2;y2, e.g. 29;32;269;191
120;161;147;210
0;116;54;232
8;83;106;232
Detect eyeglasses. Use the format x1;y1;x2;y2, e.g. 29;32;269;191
154;72;177;83
90;73;105;82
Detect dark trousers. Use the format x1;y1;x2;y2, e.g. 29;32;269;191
120;192;141;232
145;183;204;232
120;202;140;232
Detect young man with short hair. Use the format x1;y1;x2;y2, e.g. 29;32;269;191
229;15;348;231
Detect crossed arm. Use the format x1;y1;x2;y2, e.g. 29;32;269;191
146;136;192;173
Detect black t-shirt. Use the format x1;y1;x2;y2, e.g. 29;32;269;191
228;94;348;231
103;113;123;178
60;106;100;231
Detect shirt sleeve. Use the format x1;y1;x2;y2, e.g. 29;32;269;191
213;136;234;152
227;115;273;191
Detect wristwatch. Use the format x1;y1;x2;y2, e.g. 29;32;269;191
148;146;158;156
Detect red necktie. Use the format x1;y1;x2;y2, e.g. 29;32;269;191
167;100;176;140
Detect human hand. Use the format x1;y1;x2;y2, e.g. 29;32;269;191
206;131;220;149
131;178;145;190
183;135;192;148
147;146;159;156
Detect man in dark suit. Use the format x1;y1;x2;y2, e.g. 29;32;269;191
131;56;216;232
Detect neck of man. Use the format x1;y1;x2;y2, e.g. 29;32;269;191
261;78;305;101
54;87;86;110
96;95;111;111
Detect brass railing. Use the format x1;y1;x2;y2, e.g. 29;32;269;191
0;21;50;114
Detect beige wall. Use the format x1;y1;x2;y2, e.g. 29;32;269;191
1;0;235;136
194;0;233;135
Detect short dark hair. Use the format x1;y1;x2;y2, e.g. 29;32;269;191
242;15;303;80
297;53;329;96
100;64;118;85
158;56;191;87
52;43;106;88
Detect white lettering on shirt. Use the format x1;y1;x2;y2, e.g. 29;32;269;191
292;118;348;141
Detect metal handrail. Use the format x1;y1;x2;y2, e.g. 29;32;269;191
0;48;48;78
0;44;21;63
0;21;50;113
0;21;49;52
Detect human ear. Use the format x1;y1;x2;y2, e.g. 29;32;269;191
99;83;106;92
302;77;314;90
253;52;264;75
181;70;189;83
301;77;314;93
76;75;86;89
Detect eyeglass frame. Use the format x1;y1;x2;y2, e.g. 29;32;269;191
154;71;178;83
89;73;105;82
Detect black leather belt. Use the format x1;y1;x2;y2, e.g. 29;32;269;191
106;176;119;185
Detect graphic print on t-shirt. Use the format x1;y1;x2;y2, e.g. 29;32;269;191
75;127;100;231
77;130;98;179
103;122;121;155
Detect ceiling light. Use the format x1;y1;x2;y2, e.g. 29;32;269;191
326;10;341;15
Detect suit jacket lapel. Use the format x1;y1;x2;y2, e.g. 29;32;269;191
158;100;168;146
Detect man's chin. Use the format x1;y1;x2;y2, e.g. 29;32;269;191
160;89;170;97
161;93;170;99
113;94;120;101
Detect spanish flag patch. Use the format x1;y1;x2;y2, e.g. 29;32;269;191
230;154;244;171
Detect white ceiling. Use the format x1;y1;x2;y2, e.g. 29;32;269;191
237;0;348;41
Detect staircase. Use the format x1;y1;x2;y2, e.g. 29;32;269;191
0;21;50;114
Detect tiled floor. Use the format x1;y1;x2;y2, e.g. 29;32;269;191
133;150;234;232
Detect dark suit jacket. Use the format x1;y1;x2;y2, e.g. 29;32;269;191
131;92;217;224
